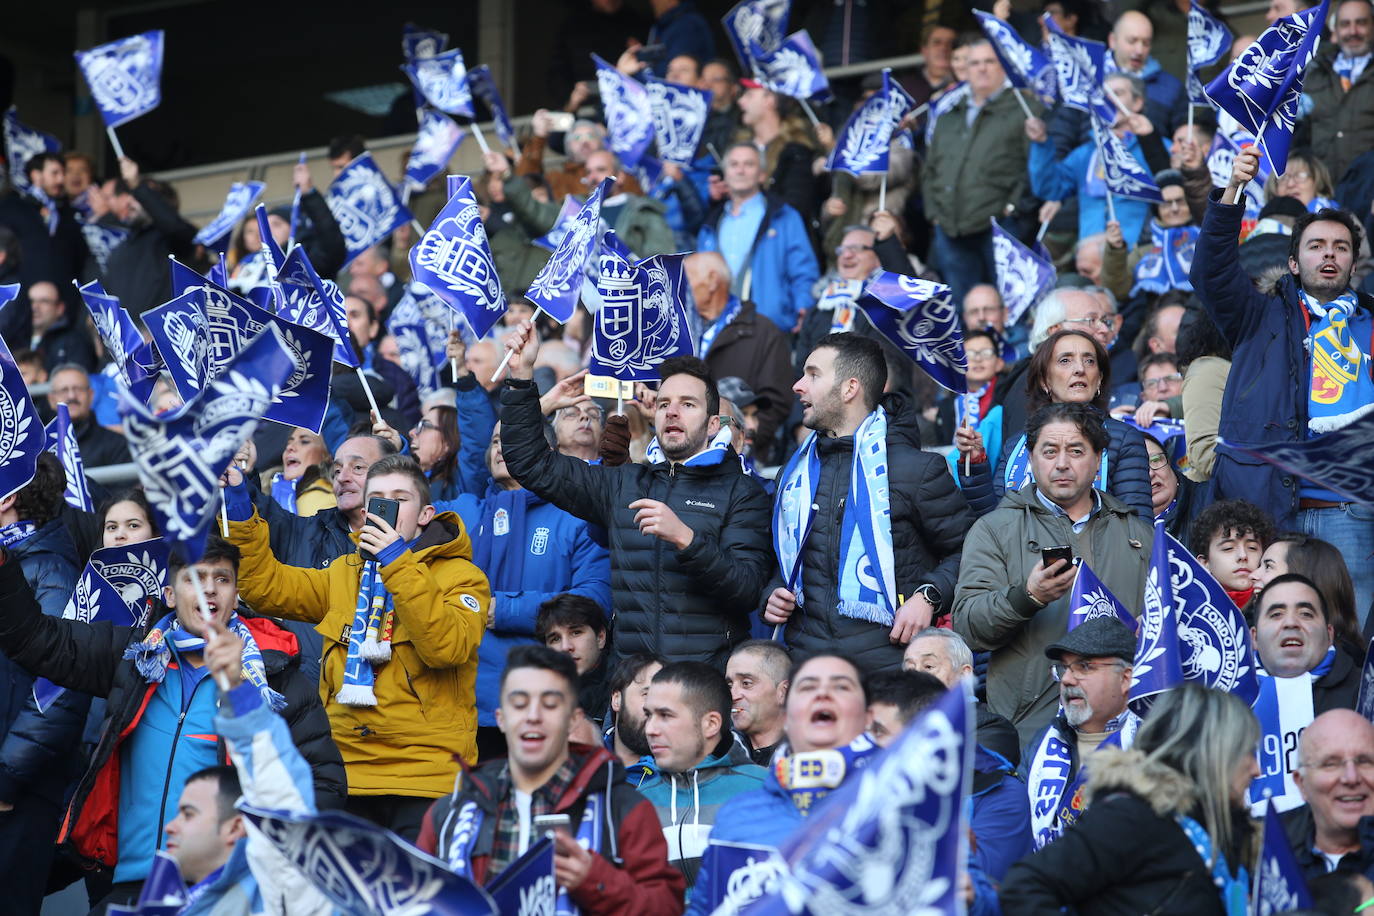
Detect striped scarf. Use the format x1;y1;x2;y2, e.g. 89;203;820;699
125;612;285;711
337;559;395;707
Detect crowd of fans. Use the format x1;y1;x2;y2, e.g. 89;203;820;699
3;0;1374;913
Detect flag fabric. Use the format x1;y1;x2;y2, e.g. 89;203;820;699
483;836;556;914
406;110;466;192
1067;561;1138;632
466;65;517;151
526;178;612;323
749;32;832;102
1042;14;1117;125
274;245;358;368
1207;130;1268;214
718;685;972;915
1129;523;1186;715
74;31;164;129
107;850;186;916
991;219;1057;326
696;841;789;913
1254;799;1314;915
120;326;297;562
238;803;497;915
1090;110;1165;203
46;403;94;512
253;203;289;309
827;70;917;177
32;561;141;712
81;223;129;273
645;77;712;166
722;0;791;72
973;10;1057;106
386;286;451;397
402;23;449;61
0;334;47;502
90;538;171;615
410;175;508;339
856;272;967;393
588;234;695;382
1186;1;1233;105
1222;406;1374;507
77;280;159;403
0;285;17;312
400;47;475;118
924;82;968;146
592;54;655;168
1203;0;1328;177
326;152;415;267
531;195;583;252
194;181;267;249
144;289;210;398
3;108;61;194
1249;668;1318;812
1357;639;1374;723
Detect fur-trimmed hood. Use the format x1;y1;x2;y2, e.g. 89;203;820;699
1084;747;1196;817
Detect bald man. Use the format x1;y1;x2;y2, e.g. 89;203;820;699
1286;709;1374;879
1108;12;1185;134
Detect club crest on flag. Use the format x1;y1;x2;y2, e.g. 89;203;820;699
405;110;466;192
82;223;129;272
527;179;612;323
750;32;831;102
857;273;967;393
1091;111;1164;203
593;54;655;167
1187;1;1232;105
1067;561;1138;633
0;334;44;502
646;78;711;166
194;181;267;250
828;70;916;176
401;47;474;117
723;0;791;69
146;291;210;398
74;30;164;128
411;175;507;339
326;152;414;267
991;220;1057;326
402;23;448;61
90;539;170;613
589;240;694;381
46;403;95;512
974;11;1056;106
3;108;61;194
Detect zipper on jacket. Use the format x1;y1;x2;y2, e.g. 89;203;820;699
153;676;210;863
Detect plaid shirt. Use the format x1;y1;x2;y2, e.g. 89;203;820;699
488;755;583;876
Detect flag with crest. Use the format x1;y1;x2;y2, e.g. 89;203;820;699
991;220;1057;326
856;273;966;393
749;32;831;102
722;0;791;73
1042;14;1117;125
405;110;466;193
828;70;917;176
588;232;695;382
326;152;414;267
402;23;448;61
1067;560;1137;632
1254;799;1314;915
74;31;164;128
466;65;518;151
526;178;611;323
645;78;712;166
46;403;94;512
1090;110;1165;203
0;334;43;501
76;280;160;403
3;108;61;194
194;181;267;250
400;47;474;118
973;11;1057;106
592;54;655;168
1186;1;1233;106
410;175;508;339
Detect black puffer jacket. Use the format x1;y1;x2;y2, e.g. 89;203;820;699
772;395;969;672
0;557;345;873
500;380;773;668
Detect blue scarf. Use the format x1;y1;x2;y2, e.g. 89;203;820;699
0;521;37;549
774;735;881;815
698;297;742;357
1301;289;1374;435
1131;221;1198;296
1004;432;1109;494
1175;815;1250;916
643;426;731;466
1027;710;1138;849
125;612;285;711
336;559;395;707
474;487;532;593
1334;52;1371;90
953;383;991;433
774;409;895;625
269;472;297;513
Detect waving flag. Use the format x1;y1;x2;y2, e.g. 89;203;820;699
107;851;186;916
405;110;466;192
719;685;971;915
1207;130;1268;214
974;11;1057;106
723;0;791;72
1254;799;1314;915
856;273;967;393
144;290;211;398
387;299;441;398
0;335;43;502
531;195;583;252
1043;14;1117;125
1223;409;1374;507
750;32;832;102
46;403;94;512
1068;561;1137;632
121;326;297;562
924;82;968;145
240;804;497;916
74;31;164;129
589;234;695;382
991;220;1056;326
326;152;414;267
1187;1;1233;105
466;65;517;151
32;565;135;712
593;54;655;168
645;77;711;167
1129;523;1186;715
410;175;507;339
3;108;61;194
828;70;917;176
82;223;129;273
1204;0;1328;176
1090;110;1164;203
250;203;289;310
194;180;266;250
274;245;358;369
401;47;474;118
402;22;448;61
77;280;158;403
527;179;612;323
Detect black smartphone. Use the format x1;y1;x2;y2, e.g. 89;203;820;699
360;497;400;563
1041;545;1074;569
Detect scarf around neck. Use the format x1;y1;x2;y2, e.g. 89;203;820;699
0;521;37;549
774;734;881;816
125;612;285;711
337;558;395;707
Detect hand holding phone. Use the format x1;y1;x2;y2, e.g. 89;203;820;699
1040;545;1074;570
359;496;401;563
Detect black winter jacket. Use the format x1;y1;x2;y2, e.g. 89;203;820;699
0;557;345;872
771;395;969;673
101;183;198;319
73;415;132;469
500;380;774;667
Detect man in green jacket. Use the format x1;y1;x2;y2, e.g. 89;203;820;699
1303;0;1374;183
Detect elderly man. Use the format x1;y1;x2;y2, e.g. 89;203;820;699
1022;617;1138;851
684;252;791;463
47;364;130;467
1285;708;1374;879
904;628;1020;766
516;113;610;201
724;639;790;766
963;284;1027;359
1304;0;1374;182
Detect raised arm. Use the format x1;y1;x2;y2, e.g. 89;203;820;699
1191;147;1270;346
223;474;333;623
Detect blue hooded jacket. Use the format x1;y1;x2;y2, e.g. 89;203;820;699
697;192;819;333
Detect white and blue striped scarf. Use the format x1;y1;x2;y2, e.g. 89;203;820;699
774;408;895;625
336;558;395;707
643;426;732;467
126;612;285;711
25;186;59;235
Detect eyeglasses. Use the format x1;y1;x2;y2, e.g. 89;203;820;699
1158;196;1187;208
1050;659;1122;681
413;419;438;433
1279;170;1312;184
966;347;997;359
1062;315;1117;330
1301;755;1374;776
1141;373;1183;391
1147;452;1170;470
834;244;874;256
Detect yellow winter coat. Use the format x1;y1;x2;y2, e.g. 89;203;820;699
228;509;490;797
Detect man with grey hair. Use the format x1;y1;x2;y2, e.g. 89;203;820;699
904;628;1020;766
47;363;130;467
552;401;605;463
724;639;790;765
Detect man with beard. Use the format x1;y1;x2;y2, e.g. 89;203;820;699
499;321;773;668
607;655;663;780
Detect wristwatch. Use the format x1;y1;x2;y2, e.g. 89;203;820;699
913;583;944;613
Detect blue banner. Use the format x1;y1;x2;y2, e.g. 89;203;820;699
0;333;46;502
532;196;582;252
722;0;791;73
750;32;831;103
252;203;289;309
466;65;517;151
326;152;414;267
402;23;449;61
696;841;788;914
588;236;695;382
401;47;474;118
526;178;611;323
1068;560;1138;633
1224;409;1374;507
45;403;94;512
194;180;267;250
827;69;916;176
77;281;159;404
483;836;556;915
410;175;508;339
74;30;164;129
991;219;1056;327
387;287;449;397
645;77;712;167
1187;1;1233;105
1203;0;1327;177
33;561;138;711
1254;799;1314;915
82;222;130;273
144;290;210;399
974;11;1057;106
3;107;61;194
1042;14;1117;125
592;54;655;168
406;110;466;193
239;804;496;915
274;245;358;368
1090;110;1164;203
856;272;966;393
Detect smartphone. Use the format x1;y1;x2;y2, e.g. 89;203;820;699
1041;545;1074;569
360;497;400;563
547;112;575;133
634;43;666;62
533;813;571;835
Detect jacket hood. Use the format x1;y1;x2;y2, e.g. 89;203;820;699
1084;747;1196;817
241;615;300;674
10;517;78;561
880;392;924;449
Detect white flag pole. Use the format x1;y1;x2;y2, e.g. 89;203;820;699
1012;88;1035;120
189;570;232;692
1036;219;1051;243
878;172;888;213
355;366;383;419
490;307;544;383
798;98;823;132
471;122;492;155
1102;81;1133;121
106;127;126;161
449;314;460;381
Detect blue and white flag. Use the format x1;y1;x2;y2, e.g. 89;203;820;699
483;836;555;915
77;280;158;403
120;326;297;562
74;31;164;129
466;65;517;151
32;561;140;711
527;178;611;323
1203;0;1327;177
406;110;466;192
239;804;497;916
974;10;1057;106
3;108;61;194
82;222;129;272
252;203;289;308
1090;110;1165;203
45;403;94;513
719;684;972;915
0;334;46;502
0;285;17;312
856;272;967;393
750;32;832;102
272;246;359;372
1129;522;1186;715
402;22;449;61
1358;639;1374;722
828;69;917;177
991;219;1056;326
696;841;788;914
1187;1;1233;106
1208;130;1268;214
326;152;414;267
401;47;474;118
1223;409;1374;507
592;54;655;168
107;850;186;916
1042;14;1117;124
194;180;266;250
145;289;210;398
532;195;582;252
645;77;711;167
387;284;456;398
410;175;507;339
722;0;791;72
1254;799;1314;915
1068;561;1137;633
589;236;695;382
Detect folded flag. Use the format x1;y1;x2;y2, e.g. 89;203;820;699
194;181;267;250
45;403;95;512
526;178;612;323
326;152;414;267
74;30;164;129
3;107;61;194
401;22;448;61
592;53;655;168
1253;798;1314;915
